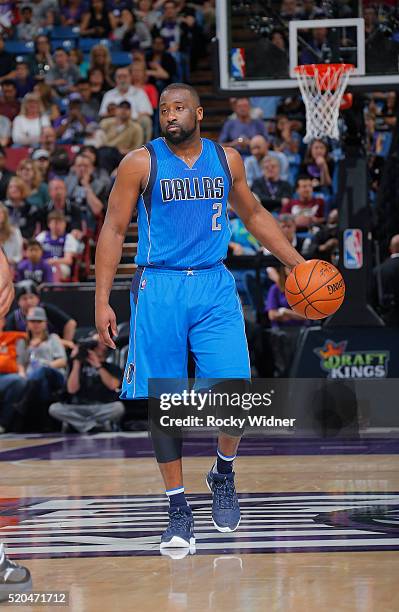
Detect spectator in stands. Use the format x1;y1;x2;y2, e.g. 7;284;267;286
88;68;110;103
0;33;16;82
273;114;301;159
121;9;152;50
99;65;153;140
36;211;82;281
0;146;13;200
39;126;57;156
16;306;67;406
145;35;177;91
79;145;111;185
89;44;114;90
0;316;28;434
16;159;49;210
280;0;299;22
76;79;101;121
244;135;289;187
298;0;324;20
219;98;268;157
264;213;306;261
137;0;161;31
301;139;333;190
252;156;292;213
373;234;399;326
265;265;306;375
130;63;159;110
54;94;89;144
278;213;306;254
70;48;89;78
98;100;144;154
299;27;329;64
44;178;83;233
31;150;50;182
0;203;23;266
282;176;325;230
45;48;80;97
29;35;54;79
49;332;124;433
14;60;35;99
5;282;77;344
4;177;40;239
80;0;114;38
16;239;53;285
266;266;306;328
29;0;58;26
302;209;339;262
157;1;182;54
229;213;260;255
16;5;39;41
0;114;10;147
12;93;51;147
61;0;86;26
65;155;108;232
0;80;20;121
33;82;60;123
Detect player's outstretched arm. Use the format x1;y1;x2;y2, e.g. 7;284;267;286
0;248;14;318
95;148;149;348
225;147;305;269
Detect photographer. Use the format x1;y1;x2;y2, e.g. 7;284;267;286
49;333;124;433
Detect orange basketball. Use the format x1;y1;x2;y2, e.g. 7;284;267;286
285;259;345;320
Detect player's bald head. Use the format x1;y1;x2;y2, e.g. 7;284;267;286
160;83;201;108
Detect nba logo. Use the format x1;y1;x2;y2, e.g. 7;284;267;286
231;48;245;78
343;229;363;269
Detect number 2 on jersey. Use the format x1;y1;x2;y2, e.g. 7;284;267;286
212;202;222;231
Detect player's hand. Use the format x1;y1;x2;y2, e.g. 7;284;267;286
95;303;118;349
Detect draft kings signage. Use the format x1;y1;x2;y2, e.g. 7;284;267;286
314;340;390;378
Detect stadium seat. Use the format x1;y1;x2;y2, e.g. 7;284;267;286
4;41;34;55
79;38;111;52
111;51;132;66
51;39;75;52
49;26;80;40
5;147;30;172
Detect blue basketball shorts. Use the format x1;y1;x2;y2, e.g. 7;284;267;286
120;263;251;399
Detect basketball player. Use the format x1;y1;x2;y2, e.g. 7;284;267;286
0;248;32;600
95;84;305;549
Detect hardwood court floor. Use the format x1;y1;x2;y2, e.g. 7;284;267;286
0;434;398;612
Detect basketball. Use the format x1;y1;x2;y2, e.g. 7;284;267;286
285;259;345;320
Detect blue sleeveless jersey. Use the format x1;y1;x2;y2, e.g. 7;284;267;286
135;137;233;268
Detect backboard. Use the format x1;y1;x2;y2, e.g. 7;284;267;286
216;0;399;95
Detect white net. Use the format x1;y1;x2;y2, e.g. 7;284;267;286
295;64;354;143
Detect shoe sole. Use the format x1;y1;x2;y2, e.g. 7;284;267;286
205;475;241;533
160;536;196;549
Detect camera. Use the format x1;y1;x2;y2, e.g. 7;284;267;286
75;337;98;361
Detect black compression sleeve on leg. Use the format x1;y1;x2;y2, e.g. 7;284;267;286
148;397;183;463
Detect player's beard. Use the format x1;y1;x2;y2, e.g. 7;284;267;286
162;118;197;144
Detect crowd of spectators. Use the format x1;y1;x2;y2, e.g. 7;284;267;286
0;1;215;284
0;1;397;428
0;1;215;434
220;88;398;374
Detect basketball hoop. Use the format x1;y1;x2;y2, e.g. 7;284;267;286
294;63;354;143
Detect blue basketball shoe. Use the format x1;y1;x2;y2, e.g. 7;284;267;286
160;506;196;549
206;470;241;532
